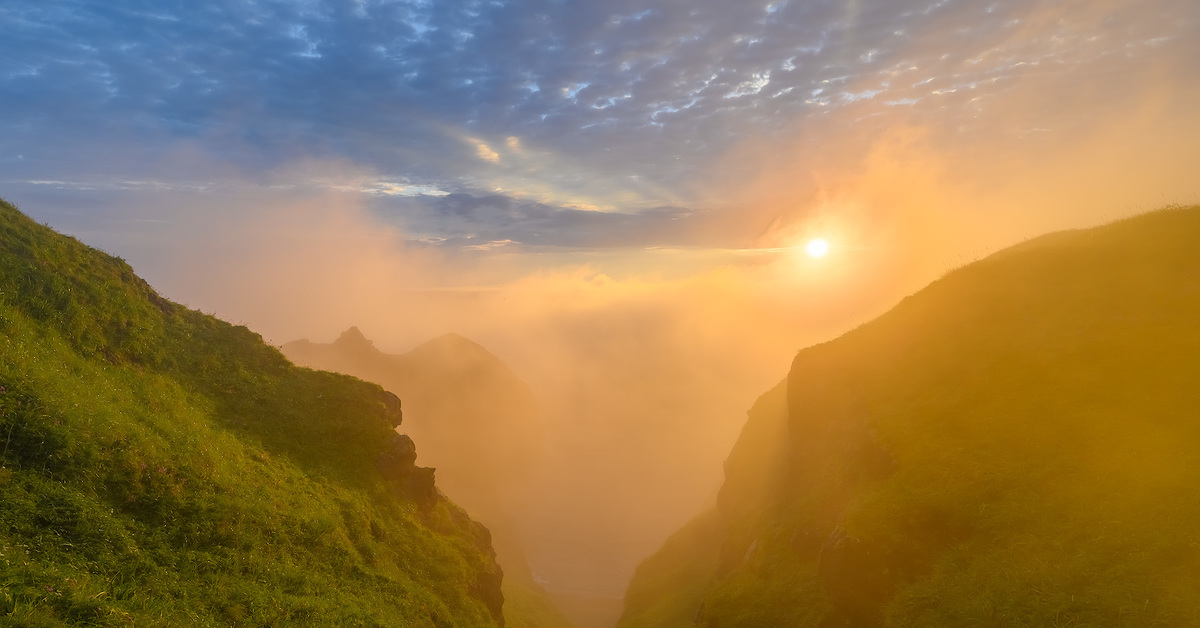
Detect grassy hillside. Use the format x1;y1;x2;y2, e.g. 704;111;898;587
0;197;504;626
282;329;543;531
618;381;788;628
616;509;724;628
622;204;1200;626
282;330;573;628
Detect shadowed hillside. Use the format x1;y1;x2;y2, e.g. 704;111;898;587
622;204;1200;626
0;197;504;626
282;330;572;628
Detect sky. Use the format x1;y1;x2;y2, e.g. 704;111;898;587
3;0;1200;602
4;0;1198;255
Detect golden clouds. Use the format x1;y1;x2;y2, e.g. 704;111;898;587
475;141;501;163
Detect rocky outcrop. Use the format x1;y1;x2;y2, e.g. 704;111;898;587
378;389;403;427
372;411;504;625
378;433;418;470
281;328;545;585
377;432;437;507
473;557;506;625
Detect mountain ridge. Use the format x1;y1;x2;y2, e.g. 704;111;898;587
621;204;1200;626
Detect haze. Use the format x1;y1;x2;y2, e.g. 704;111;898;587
3;0;1199;616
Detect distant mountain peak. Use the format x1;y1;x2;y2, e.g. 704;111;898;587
424;332;485;351
407;332;503;369
335;326;375;349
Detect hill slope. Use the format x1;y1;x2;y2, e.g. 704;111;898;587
0;197;504;626
283;328;542;521
622;204;1200;626
617;381;789;628
283;329;570;628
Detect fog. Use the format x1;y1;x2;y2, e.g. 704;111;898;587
55;183;878;601
12;5;1200;616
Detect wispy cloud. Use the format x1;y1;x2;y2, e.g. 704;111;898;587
2;0;1194;215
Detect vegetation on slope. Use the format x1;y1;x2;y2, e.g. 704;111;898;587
623;205;1200;626
0;197;503;626
618;381;788;628
501;578;577;628
283;330;572;628
616;509;724;628
282;328;543;540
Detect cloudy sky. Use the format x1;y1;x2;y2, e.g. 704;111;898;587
4;0;1200;599
4;0;1198;259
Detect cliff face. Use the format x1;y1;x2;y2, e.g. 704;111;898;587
623;205;1200;626
0;197;504;626
618;381;789;628
283;326;572;628
282;328;544;573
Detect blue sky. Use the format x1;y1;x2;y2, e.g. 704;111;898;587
4;0;1197;254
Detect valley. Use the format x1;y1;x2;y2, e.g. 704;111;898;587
5;197;1200;626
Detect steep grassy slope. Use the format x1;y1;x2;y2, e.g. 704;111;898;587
283;329;543;529
616;509;724;628
282;330;573;628
623;204;1200;626
0;197;503;626
618;381;789;628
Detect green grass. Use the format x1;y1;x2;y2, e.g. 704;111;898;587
0;197;502;626
616;508;724;628
619;380;791;628
623;205;1200;626
502;579;576;628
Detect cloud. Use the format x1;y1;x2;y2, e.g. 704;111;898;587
4;0;1194;210
698;81;1200;303
474;141;501;164
463;238;516;251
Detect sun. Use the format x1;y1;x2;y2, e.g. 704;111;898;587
805;238;830;258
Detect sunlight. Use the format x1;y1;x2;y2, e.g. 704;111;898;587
805;238;830;258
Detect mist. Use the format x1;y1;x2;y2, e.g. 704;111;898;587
8;0;1199;617
18;71;1200;610
39;181;873;601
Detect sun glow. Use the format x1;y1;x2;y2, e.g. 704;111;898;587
805;238;830;258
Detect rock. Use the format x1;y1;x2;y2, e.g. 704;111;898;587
472;566;506;627
378;390;403;427
376;432;437;508
377;433;418;475
400;466;438;507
